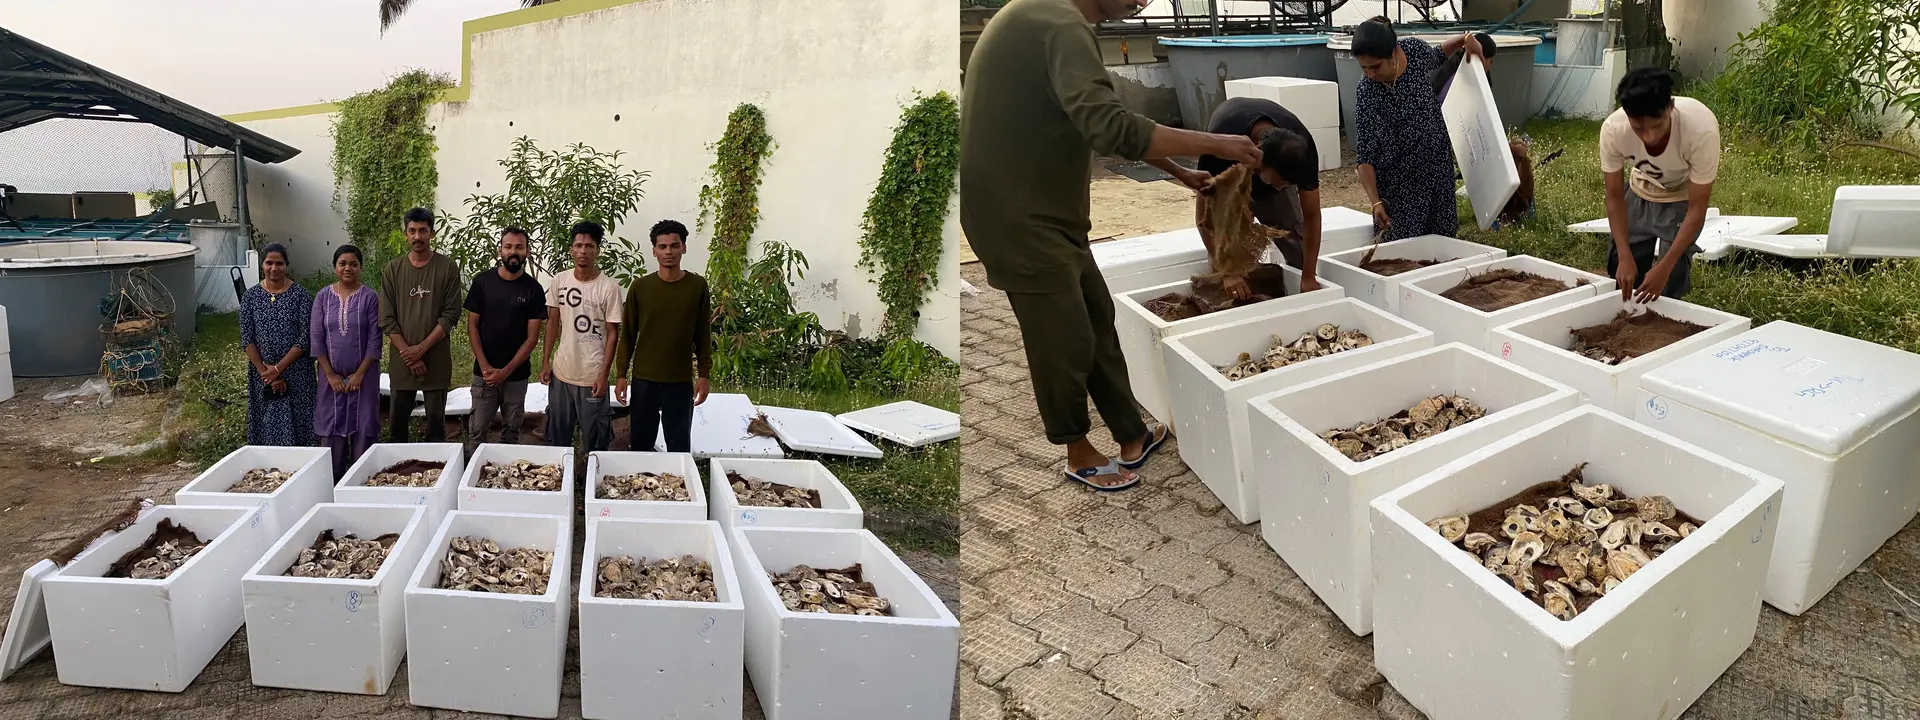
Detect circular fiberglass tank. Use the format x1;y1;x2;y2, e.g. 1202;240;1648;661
0;240;200;377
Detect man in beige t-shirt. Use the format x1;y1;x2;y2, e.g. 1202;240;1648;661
1599;67;1721;302
541;220;624;453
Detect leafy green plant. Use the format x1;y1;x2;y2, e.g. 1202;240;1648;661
442;137;651;282
146;187;176;213
698;104;776;306
858;92;959;342
330;70;453;257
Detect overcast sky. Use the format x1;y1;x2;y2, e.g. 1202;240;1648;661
6;0;526;116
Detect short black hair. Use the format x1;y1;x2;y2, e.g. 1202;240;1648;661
500;226;530;243
1617;67;1677;119
403;207;435;229
332;244;362;264
569;220;604;245
1258;128;1317;189
1353;17;1397;60
261;242;290;266
649;219;690;246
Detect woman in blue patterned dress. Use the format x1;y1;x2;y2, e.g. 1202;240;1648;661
241;243;317;447
1351;19;1485;241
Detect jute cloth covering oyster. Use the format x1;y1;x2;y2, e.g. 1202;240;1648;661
1199;164;1292;280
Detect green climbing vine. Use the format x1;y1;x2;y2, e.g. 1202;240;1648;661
858;91;959;341
698;104;776;307
329;70;453;256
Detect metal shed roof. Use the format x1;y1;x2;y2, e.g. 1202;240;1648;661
0;25;299;163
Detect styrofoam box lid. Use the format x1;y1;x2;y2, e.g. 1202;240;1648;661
1640;321;1920;455
758;406;883;459
1090;229;1206;276
1;560;55;680
836;401;960;447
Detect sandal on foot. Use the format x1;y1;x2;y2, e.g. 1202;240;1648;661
1119;424;1171;470
1064;459;1138;492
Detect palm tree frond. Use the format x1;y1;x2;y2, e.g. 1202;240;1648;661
378;0;412;33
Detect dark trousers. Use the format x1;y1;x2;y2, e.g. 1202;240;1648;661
1004;252;1151;446
1605;194;1698;299
389;389;447;443
546;379;612;453
323;434;372;482
465;377;528;456
628;380;695;453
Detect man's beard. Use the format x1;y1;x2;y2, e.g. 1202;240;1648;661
502;255;524;273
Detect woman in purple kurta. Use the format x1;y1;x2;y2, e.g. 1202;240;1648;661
310;245;383;480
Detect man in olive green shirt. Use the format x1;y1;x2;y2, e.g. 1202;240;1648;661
613;219;713;453
378;207;464;443
960;0;1261;491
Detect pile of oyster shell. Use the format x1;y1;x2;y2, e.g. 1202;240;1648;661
728;470;820;509
1425;463;1695;621
366;459;446;487
1319;395;1485;462
596;554;717;602
285;530;398;580
107;520;207;580
437;536;553;595
768;563;892;616
600;471;691;502
228;467;294;494
1218;323;1373;381
478;459;563;492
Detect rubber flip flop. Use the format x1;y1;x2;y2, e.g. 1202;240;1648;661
1118;424;1171;471
1064;459;1138;492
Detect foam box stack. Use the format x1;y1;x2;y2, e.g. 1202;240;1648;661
1091;228;1207;292
579;518;745;720
0;304;11;403
41;505;274;692
1115;266;1344;426
241;503;432;695
733;527;959;720
1492;294;1750;417
1318;206;1380;256
1370;406;1783;720
1246;343;1579;634
1635;321;1920;614
1316;235;1506;312
334;443;465;531
1398;255;1613;348
585;451;708;521
1224;76;1342;170
458;443;575;518
709;458;864;538
175;445;334;540
405;510;571;718
1161;298;1432;524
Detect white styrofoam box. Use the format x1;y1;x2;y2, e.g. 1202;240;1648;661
1222;76;1340;128
1319;205;1378;255
653;392;783;458
579;518;745;720
1399;255;1614;348
241;503;431;695
1369;406;1783;720
1247;343;1579;634
1635;321;1920;614
0;560;54;680
1116;267;1345;425
410;386;474;417
759;405;884;459
457;443;575;518
1309;126;1341;171
1317;235;1507;312
175;445;333;540
0;304;9;355
1441;55;1521;230
334;443;465;531
1161;298;1433;524
405;510;571;718
835;400;959;447
1566;208;1799;261
1492;294;1750;417
41;505;274;692
1091;227;1206;279
732;527;958;720
0;352;12;404
709;458;863;538
1827;185;1920;258
585;451;707;522
1104;258;1212;296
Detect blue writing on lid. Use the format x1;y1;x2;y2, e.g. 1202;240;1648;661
1796;375;1868;398
1713;339;1793;363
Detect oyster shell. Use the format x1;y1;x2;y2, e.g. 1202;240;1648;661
599;471;692;502
1328;395;1484;462
729;470;822;508
106;519;207;580
1215;325;1375;380
1634;495;1677;522
1508;532;1546;567
283;530;398;580
1426;515;1469;544
1568;479;1612;505
768;563;893;616
1553;544;1589;585
228;467;294;494
1462;532;1497;553
477;459;564;492
366;459;447;487
437;536;552;595
595;554;718;602
1581;506;1613;530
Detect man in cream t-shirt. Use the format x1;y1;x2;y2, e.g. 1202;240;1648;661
1599;66;1721;302
540;220;624;453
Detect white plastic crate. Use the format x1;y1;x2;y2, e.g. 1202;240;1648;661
175;445;334;540
732;527;958;720
1223;76;1340;128
1091;228;1207;280
579;518;745;720
1319;206;1379;256
1317;235;1507;312
1369;406;1782;720
333;443;465;532
1246;343;1579;634
1309;126;1340;171
1161;298;1433;524
457;443;575;518
1492;294;1750;417
1399;255;1613;348
1635;321;1920;614
1116;267;1345;425
404;510;572;718
709;458;863;538
241;503;432;695
585;451;707;522
40;504;274;692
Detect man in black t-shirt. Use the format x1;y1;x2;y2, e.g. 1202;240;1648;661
463;227;547;456
1149;96;1327;296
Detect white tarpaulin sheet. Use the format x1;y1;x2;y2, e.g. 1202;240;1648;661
1441;56;1520;230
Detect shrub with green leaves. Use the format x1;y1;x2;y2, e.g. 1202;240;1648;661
442;137;651;282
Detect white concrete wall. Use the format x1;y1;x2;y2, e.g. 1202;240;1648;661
1667;0;1770;80
225;0;960;359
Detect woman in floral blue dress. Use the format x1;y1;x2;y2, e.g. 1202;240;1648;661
1351;18;1485;241
241;243;317;447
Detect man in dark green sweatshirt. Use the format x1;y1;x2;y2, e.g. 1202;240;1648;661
613;219;712;453
961;0;1261;491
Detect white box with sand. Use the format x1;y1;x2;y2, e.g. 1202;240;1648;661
1398;255;1613;348
1316;235;1506;312
579;518;745;720
333;443;465;531
585;451;707;522
457;443;575;518
175;445;334;540
1492;294;1750;417
709;458;863;537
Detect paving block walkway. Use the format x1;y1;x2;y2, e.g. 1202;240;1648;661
958;263;1920;720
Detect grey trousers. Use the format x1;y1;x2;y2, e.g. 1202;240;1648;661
465;377;528;455
1605;194;1699;299
545;379;612;453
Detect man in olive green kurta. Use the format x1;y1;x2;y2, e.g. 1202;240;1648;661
960;0;1262;490
378;207;464;443
613;219;713;454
